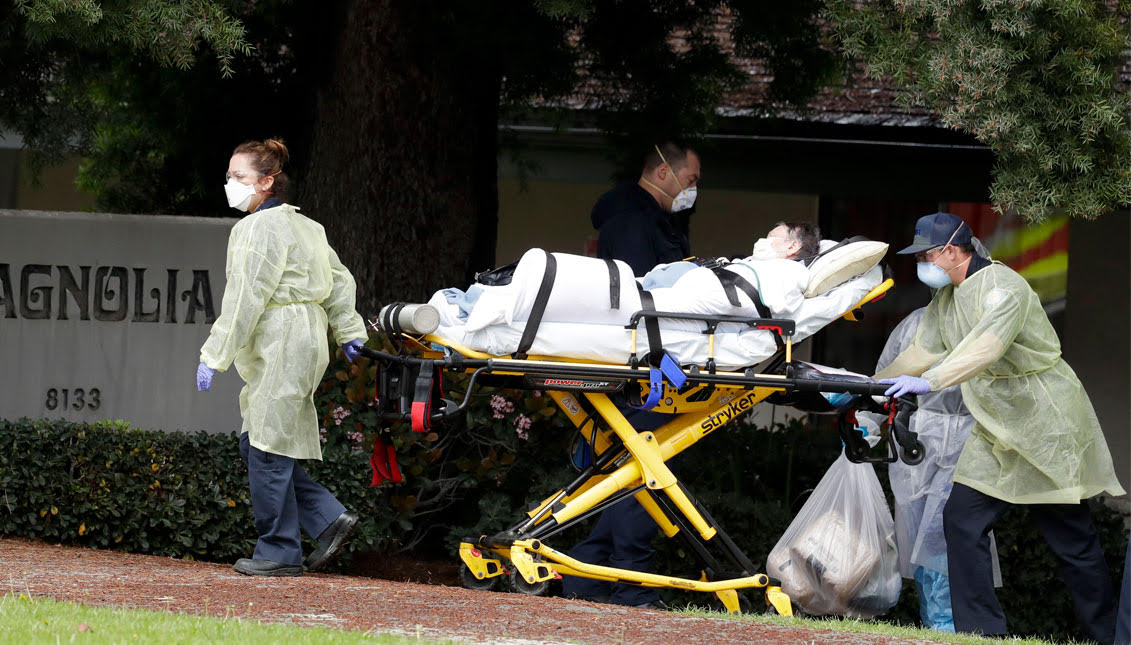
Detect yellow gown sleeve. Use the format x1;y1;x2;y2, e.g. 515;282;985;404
922;284;1024;391
322;246;367;345
873;299;948;380
199;217;287;371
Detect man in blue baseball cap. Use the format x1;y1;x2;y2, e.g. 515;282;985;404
896;211;982;288
875;211;1124;643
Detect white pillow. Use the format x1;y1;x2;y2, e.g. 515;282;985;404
804;240;889;298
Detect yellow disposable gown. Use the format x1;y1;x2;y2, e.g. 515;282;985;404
875;262;1124;504
199;204;367;460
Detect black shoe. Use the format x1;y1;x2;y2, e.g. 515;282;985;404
304;510;358;571
633;599;668;610
233;558;303;577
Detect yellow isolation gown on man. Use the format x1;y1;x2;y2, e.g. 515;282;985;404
875;262;1124;505
199;204;367;461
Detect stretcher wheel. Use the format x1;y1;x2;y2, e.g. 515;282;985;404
459;564;503;591
507;568;555;596
899;439;925;466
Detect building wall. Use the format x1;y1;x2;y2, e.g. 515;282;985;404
0;147;96;212
14;157;96;211
1064;214;1130;493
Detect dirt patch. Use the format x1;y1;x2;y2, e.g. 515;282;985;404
353;550;461;587
1;537;945;644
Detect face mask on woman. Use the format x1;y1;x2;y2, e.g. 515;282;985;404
224;177;257;212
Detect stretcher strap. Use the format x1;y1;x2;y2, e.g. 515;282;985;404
711;267;783;351
634;367;665;410
368;435;404;487
711;267;772;319
604;259;620;310
635;285;664;368
806;235;869;267
629;353;689;410
659;352;687;388
629;286;687;410
711;268;744;308
514;250;557;360
411;360;439;432
381;302;406;334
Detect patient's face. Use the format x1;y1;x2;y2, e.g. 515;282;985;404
766;225;800;259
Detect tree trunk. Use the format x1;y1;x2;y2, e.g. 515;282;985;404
301;0;500;317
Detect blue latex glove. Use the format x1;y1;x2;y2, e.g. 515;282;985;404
342;339;366;363
195;362;214;391
196;362;215;392
879;375;931;398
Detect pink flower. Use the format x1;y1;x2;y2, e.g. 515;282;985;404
514;414;532;436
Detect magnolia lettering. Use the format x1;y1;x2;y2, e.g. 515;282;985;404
0;264;216;323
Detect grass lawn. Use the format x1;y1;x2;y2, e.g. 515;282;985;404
0;593;455;644
2;591;1074;645
674;606;1072;645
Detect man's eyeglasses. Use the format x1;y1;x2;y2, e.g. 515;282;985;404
915;246;945;262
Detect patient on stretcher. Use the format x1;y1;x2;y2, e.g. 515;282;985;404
421;223;888;369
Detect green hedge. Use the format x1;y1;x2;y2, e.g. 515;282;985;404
0;417;435;566
0;418;255;559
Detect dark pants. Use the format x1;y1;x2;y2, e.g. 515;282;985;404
239;432;346;566
1117;538;1130;645
561;405;668;606
560;496;660;605
943;483;1117;644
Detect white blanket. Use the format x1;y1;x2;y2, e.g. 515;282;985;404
428;248;883;369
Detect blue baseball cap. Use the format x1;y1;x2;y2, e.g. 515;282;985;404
897;212;973;255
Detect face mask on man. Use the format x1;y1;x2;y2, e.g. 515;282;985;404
750;237;784;261
915;222;970;288
224;177;257;212
670;186;697;212
916;261;952;288
651;145;698;213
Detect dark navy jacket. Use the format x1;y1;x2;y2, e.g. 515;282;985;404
590;181;690;277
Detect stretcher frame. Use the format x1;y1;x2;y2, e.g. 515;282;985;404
361;276;922;615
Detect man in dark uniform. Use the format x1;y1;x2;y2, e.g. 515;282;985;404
561;142;700;609
591;142;701;276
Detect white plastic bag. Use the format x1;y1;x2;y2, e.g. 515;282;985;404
766;450;901;617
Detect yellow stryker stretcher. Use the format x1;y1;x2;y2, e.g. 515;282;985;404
359;276;923;616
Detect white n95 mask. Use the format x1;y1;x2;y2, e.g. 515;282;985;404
224;178;257;212
917;262;952;288
671;186;697;213
750;237;780;261
755;236;791;261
